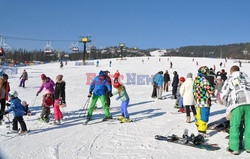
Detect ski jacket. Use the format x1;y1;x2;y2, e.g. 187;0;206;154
113;85;129;101
54;81;66;103
220;71;250;115
164;73;170;82
6;98;24;117
193;73;215;107
89;71;111;96
180;78;195;106
0;80;10;100
172;74;179;87
42;94;53;108
37;77;55;94
20;71;28;80
154;74;164;87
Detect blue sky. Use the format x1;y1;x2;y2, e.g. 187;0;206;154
1;0;250;51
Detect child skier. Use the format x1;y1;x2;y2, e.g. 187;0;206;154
176;77;185;112
53;75;66;124
40;90;53;123
21;101;31;116
113;82;131;123
4;90;28;134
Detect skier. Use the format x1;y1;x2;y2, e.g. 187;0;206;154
40;90;53;123
163;70;170;92
60;61;63;68
176;77;185;112
104;71;112;108
4;90;27;134
153;71;164;99
219;62;223;67
180;73;197;123
193;66;214;134
86;71;112;122
220;65;250;155
113;82;131;123
215;76;224;102
109;61;112;67
36;74;55;99
170;62;173;68
172;71;179;99
96;60;100;67
0;74;10;125
53;74;66;124
19;69;28;88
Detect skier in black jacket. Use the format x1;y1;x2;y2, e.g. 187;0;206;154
172;71;179;99
163;70;170;92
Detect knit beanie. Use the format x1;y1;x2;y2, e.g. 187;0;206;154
186;73;192;78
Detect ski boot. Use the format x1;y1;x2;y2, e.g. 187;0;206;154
121;118;132;123
102;116;113;121
117;115;125;121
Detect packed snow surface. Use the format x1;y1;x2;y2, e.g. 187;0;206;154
1;57;249;159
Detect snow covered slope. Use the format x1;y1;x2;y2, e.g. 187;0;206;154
0;57;249;159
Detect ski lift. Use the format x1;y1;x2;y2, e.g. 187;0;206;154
0;37;11;57
71;42;79;53
44;41;53;56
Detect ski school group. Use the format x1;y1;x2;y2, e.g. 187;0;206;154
152;64;250;155
0;61;250;155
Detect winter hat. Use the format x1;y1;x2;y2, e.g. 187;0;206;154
198;66;209;75
179;77;185;82
56;74;63;81
41;74;46;80
114;82;121;89
186;73;192;78
8;90;18;98
99;70;104;76
2;73;8;79
22;101;28;106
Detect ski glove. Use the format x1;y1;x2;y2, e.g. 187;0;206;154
87;93;92;98
36;93;39;96
6;102;11;106
109;92;113;97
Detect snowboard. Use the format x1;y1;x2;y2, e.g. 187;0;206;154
207;117;229;132
155;134;220;151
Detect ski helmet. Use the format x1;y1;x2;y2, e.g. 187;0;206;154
8;90;18;98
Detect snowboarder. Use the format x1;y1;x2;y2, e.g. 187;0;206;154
172;71;179;99
19;69;28;88
163;70;170;92
220;65;250;155
53;74;66;124
113;82;131;123
180;73;197;123
4;90;28;134
86;71;112;122
153;71;164;99
193;66;214;134
0;74;10;125
40;90;53;123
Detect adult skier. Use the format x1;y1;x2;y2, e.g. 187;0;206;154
86;71;113;122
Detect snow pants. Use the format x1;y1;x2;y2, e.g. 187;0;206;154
19;79;26;87
54;99;63;120
196;106;210;133
156;87;162;99
229;104;250;151
0;98;6;120
87;95;111;119
120;99;130;118
13;116;27;131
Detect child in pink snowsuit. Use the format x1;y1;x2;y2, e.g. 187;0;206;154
53;75;66;124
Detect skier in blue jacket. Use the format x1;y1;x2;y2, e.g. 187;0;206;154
154;71;164;99
87;71;112;121
4;90;27;134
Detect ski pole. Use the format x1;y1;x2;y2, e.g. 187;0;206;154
4;114;12;131
31;96;38;107
79;98;90;117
